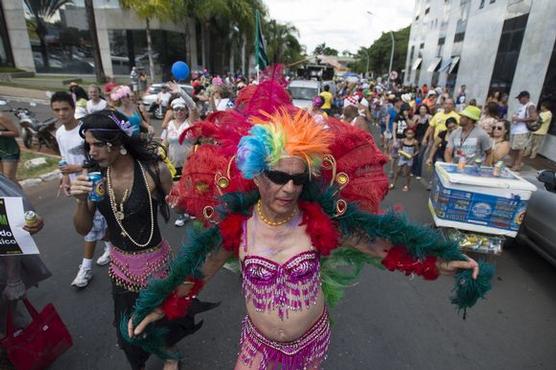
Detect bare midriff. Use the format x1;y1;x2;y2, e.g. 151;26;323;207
245;291;325;342
240;214;325;343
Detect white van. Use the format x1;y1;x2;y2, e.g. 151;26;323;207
288;80;321;109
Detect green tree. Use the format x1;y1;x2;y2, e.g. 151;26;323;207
264;19;303;65
120;0;174;80
313;42;338;56
23;0;73;69
350;25;410;77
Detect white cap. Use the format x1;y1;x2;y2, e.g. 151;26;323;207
171;98;186;109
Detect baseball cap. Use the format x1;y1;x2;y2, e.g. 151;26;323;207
515;91;530;99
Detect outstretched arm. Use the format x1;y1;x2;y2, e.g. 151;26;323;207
343;234;479;279
128;243;233;337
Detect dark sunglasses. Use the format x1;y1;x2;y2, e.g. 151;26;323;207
264;170;308;186
493;126;505;130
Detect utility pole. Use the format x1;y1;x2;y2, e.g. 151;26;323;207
366;49;370;78
388;31;395;80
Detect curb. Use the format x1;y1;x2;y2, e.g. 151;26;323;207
20;169;61;189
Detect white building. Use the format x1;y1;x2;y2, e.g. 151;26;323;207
404;0;556;161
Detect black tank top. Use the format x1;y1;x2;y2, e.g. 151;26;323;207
97;161;162;251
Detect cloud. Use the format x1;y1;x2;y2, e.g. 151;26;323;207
264;0;414;54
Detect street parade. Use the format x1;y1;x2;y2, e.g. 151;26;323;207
0;0;555;369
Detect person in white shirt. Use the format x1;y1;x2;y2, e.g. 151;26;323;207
51;92;111;288
510;91;537;171
86;84;107;114
156;85;172;110
162;83;200;227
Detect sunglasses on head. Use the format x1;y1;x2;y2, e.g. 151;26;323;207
264;170;309;186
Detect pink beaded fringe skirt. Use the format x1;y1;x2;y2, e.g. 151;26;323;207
239;308;330;370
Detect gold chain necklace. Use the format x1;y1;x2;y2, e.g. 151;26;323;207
256;200;297;227
107;161;154;247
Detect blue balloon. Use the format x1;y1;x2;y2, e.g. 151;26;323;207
171;61;190;80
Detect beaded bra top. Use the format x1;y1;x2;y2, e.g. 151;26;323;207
241;221;321;320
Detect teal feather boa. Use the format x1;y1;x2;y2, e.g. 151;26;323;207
122;181;494;357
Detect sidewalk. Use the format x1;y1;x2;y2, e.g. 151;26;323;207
0;75;129;103
0;85;49;103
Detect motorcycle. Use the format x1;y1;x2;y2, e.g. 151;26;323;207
0;100;59;154
148;102;166;120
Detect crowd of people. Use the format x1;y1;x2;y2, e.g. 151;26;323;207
306;80;552;192
0;66;549;370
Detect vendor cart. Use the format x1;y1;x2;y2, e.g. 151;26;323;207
428;162;537;256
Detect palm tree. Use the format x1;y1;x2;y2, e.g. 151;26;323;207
120;0;174;80
84;0;105;82
228;0;266;75
265;20;303;65
23;0;73;69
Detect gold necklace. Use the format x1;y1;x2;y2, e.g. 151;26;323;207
107;161;154;247
256;200;297;227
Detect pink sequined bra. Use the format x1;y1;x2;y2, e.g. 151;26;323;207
241;250;321;320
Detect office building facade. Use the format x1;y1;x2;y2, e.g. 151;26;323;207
404;0;556;161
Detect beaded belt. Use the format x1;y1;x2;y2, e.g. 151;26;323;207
109;240;171;292
239;308;330;370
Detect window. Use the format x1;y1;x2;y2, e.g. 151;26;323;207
23;3;96;73
436;37;445;57
454;32;465;42
416;15;420;21
489;14;529;94
479;0;486;8
490;0;496;3
425;7;430;14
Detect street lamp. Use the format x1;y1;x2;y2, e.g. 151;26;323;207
366;11;395;82
366;11;373;78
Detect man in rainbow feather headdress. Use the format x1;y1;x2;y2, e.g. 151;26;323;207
122;67;493;370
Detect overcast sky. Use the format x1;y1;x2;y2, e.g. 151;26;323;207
264;0;415;54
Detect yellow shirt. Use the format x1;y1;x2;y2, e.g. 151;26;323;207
319;91;333;110
429;110;460;138
534;111;552;135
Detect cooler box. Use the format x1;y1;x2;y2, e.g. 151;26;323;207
429;162;537;237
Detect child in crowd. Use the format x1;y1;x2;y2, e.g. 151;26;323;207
390;128;420;192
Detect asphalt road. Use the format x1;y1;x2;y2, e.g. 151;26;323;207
6;101;556;370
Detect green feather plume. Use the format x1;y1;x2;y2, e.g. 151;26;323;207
120;221;222;358
320;247;383;307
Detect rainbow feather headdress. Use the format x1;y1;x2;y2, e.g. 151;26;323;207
236;108;334;179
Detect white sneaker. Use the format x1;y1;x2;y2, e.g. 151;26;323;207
96;247;111;266
174;216;186;227
71;265;93;288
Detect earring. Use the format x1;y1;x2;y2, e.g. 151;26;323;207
120;147;127;155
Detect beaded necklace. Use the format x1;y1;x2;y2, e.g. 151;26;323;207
107;161;154;247
256;200;297;226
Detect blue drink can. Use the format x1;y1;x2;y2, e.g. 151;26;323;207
88;172;105;202
58;159;67;168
